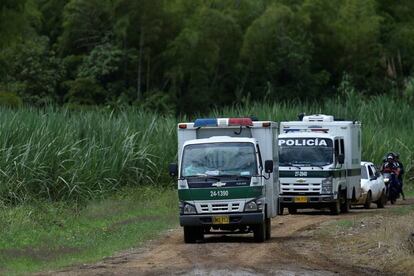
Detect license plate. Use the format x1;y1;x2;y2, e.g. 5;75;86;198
294;196;308;203
212;215;229;224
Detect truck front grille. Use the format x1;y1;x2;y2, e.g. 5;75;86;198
281;183;320;194
197;202;242;213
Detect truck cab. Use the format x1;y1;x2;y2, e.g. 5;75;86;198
278;114;362;215
169;118;279;243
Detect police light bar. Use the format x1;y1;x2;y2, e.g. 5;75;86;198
310;128;329;133
193;118;253;128
194;118;217;127
228;118;253;126
308;126;329;132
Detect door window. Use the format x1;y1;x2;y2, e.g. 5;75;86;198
334;139;339;163
367;166;374;179
340;139;345;157
361;165;368;179
256;144;263;171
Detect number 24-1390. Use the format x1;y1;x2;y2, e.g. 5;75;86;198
210;190;229;197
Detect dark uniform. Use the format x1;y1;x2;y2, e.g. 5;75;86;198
381;152;404;200
381;160;400;174
395;155;405;200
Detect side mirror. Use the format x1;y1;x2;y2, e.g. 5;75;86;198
264;160;273;173
370;176;377;181
169;163;178;177
338;154;345;164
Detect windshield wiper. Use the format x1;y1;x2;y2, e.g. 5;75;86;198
299;162;325;170
280;162;301;170
310;164;324;169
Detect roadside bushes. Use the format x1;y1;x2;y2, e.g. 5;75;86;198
0;92;22;108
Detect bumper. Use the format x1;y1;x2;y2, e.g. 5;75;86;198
179;212;264;226
280;195;336;207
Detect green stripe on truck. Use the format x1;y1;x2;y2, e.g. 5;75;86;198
279;169;361;178
178;186;264;201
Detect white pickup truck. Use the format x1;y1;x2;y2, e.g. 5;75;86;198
353;161;387;209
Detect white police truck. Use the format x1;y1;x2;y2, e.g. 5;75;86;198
278;114;361;215
169;118;279;243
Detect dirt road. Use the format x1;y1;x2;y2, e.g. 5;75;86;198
52;201;414;276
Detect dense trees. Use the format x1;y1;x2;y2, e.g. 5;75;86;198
1;0;414;112
241;4;319;99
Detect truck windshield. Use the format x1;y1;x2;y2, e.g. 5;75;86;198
279;138;333;166
181;142;258;177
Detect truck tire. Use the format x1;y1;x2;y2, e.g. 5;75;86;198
340;191;350;213
183;226;203;243
278;207;284;215
265;218;271;240
288;207;297;214
376;191;386;208
253;222;266;242
330;199;341;215
364;191;372;209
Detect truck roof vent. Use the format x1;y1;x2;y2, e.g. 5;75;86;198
302;114;334;122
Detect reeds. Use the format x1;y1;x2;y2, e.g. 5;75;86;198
0;94;412;203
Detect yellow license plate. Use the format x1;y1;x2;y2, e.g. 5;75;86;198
294;196;308;203
212;215;229;224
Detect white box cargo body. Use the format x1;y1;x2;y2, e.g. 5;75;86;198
170;117;279;242
278;114;362;215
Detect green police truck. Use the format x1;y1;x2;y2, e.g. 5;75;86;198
169;117;279;243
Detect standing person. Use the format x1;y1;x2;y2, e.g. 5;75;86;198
394;153;406;200
381;153;402;203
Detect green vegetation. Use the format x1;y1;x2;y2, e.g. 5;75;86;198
1;0;414;112
0;92;413;203
0;187;177;274
0;107;177;203
1;0;413;273
389;204;414;215
406;186;414;197
335;219;354;229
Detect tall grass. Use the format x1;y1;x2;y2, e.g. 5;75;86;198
0;93;413;203
0;108;177;204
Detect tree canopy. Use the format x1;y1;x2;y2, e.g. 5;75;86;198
1;0;414;112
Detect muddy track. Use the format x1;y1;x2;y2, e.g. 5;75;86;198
50;201;414;276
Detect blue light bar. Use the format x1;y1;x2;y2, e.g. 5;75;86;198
194;118;218;127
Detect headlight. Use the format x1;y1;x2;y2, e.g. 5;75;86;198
322;177;333;193
245;201;258;211
384;178;389;183
244;198;264;212
179;202;197;214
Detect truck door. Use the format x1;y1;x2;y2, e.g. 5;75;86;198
339;137;352;198
368;164;379;198
334;138;347;195
257;144;275;217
